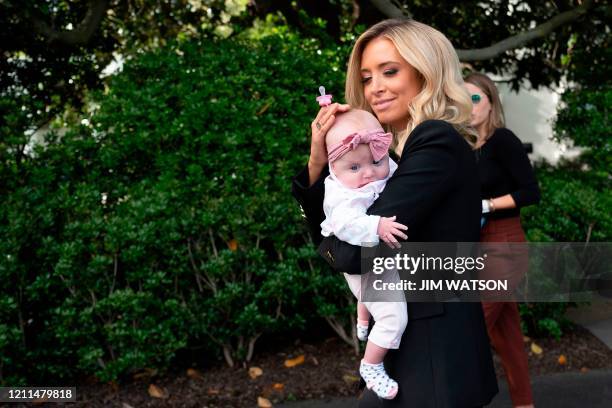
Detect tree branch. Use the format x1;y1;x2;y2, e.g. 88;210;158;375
350;0;361;31
223;345;235;367
31;0;109;46
457;0;593;61
370;0;412;19
323;315;354;346
246;333;262;362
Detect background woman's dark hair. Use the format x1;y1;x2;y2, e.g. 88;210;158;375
464;72;505;138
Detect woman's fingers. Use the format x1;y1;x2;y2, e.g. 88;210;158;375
309;105;336;166
314;104;337;130
312;103;351;130
312;104;334;129
308;103;351;173
320;114;335;136
336;103;351;113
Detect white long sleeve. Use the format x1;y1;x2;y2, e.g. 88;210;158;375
321;179;382;246
320;158;397;247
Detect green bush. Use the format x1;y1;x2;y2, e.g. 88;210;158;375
522;162;611;243
519;89;611;339
520;162;611;339
0;34;350;384
518;303;570;340
553;86;611;177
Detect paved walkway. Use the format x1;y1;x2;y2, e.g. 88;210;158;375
584;319;612;348
566;298;612;349
277;369;612;407
279;302;612;408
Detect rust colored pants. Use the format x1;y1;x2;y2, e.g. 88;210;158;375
481;216;533;406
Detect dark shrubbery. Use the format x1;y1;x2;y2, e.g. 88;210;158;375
0;34;350;384
522;162;610;243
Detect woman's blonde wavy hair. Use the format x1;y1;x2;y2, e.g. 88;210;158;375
345;19;476;155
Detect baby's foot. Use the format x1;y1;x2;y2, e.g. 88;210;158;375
356;323;369;341
359;360;398;400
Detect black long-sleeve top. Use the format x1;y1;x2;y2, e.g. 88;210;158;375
477;128;540;219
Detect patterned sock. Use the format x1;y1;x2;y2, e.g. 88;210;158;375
359;360;398;400
356;320;369;341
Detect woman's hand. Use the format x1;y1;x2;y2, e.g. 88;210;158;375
308;103;351;186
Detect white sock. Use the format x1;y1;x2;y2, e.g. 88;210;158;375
359;360;398;400
356;323;369;341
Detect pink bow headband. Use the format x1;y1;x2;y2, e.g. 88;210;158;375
327;129;392;163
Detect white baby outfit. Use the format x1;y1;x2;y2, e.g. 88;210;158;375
321;158;408;350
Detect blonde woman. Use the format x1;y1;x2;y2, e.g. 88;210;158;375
293;19;498;406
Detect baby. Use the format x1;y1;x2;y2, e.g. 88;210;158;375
320;109;408;400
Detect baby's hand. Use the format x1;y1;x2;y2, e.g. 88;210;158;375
377;216;408;249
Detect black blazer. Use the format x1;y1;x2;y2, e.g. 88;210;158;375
292;120;498;407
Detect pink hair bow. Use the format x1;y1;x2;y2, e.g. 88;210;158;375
327;129;392;163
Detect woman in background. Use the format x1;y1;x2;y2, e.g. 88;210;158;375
465;72;540;408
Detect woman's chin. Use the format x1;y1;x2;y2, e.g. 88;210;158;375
374;112;407;130
373;111;393;125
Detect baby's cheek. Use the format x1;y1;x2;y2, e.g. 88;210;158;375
379;164;390;179
336;171;358;188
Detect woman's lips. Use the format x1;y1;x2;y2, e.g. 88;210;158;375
373;98;395;111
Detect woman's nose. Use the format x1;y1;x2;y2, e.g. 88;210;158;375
371;75;385;94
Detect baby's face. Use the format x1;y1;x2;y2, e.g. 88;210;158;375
332;144;390;189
